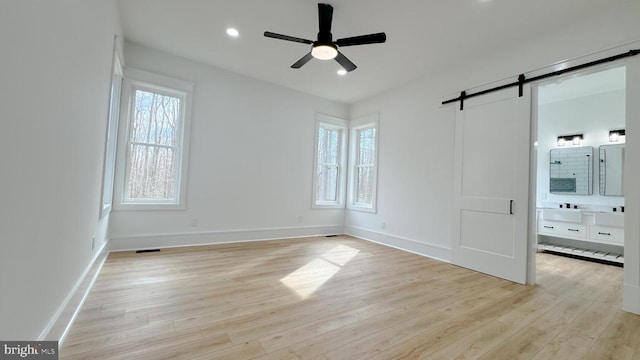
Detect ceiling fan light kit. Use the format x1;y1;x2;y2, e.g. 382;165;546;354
311;44;338;60
264;3;386;72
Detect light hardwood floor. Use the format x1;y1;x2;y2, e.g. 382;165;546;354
61;235;640;359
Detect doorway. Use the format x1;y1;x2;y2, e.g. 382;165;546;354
533;65;626;276
448;48;640;312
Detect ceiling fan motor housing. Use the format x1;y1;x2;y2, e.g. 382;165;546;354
263;3;386;72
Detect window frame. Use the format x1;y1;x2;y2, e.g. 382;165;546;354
99;48;123;218
312;114;348;208
113;68;193;210
348;113;379;213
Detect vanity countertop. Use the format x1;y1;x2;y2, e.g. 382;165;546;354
537;208;624;227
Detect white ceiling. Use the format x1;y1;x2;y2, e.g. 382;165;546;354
118;0;629;104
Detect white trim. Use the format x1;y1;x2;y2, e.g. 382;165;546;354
313;113;348;209
623;283;640;314
38;240;109;343
109;225;345;252
345;225;452;263
527;84;540;285
623;56;640;314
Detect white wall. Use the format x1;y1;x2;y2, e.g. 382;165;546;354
108;43;349;250
346;78;456;260
0;0;122;340
537;89;626;208
347;1;640;262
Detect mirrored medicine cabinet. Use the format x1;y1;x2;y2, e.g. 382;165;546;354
549;146;593;195
599;144;625;196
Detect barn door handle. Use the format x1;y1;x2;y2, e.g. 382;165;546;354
509;200;514;215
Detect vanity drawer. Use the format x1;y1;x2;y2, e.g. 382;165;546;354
538;220;587;239
590;225;624;246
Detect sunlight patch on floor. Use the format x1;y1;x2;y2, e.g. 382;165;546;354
321;244;360;266
280;244;360;299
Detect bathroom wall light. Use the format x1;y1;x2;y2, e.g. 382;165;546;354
572;135;582;145
609;129;625;142
557;134;583;147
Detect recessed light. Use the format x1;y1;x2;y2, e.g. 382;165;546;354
226;28;239;37
337;69;347;76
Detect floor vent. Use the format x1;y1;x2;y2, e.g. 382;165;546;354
135;249;161;254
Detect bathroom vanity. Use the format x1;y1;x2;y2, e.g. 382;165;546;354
537;140;625;264
537;208;624;263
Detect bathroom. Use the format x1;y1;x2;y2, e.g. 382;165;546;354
536;65;626;263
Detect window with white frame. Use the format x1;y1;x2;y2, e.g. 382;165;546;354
313;114;347;207
348;114;379;212
114;69;193;209
99;50;123;218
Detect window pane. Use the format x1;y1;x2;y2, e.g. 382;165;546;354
127;144;177;200
132;90;181;146
316;165;338;202
358;128;376;165
318;127;340;165
356;166;374;205
315;124;343;205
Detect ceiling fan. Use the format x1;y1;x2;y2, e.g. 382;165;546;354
264;3;386;72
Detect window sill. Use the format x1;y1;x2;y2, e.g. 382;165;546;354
347;204;377;213
113;202;186;211
313;203;346;209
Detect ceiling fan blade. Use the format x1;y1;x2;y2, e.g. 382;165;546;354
318;3;333;35
334;51;357;72
264;31;313;45
291;52;314;69
336;32;387;47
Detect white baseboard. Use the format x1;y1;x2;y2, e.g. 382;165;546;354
623;283;640;315
345;225;452;263
108;225;345;252
38;240;109;344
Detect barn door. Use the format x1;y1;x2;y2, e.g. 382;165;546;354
451;86;531;284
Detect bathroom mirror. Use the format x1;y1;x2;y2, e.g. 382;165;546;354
549;146;593;195
599;144;625;196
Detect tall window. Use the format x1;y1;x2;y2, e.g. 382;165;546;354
115;69;192;209
349;114;379;212
354;126;376;204
313;114;347;207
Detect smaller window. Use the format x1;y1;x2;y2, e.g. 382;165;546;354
313;114;348;208
348;114;379;212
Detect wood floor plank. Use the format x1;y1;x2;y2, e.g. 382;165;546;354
59;237;637;360
258;302;395;353
289;308;416;360
328;310;454;359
